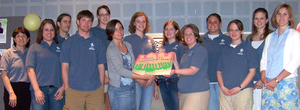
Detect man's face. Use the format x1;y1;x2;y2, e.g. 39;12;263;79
76;16;93;32
58;16;71;33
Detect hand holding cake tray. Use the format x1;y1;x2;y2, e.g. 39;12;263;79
133;52;174;75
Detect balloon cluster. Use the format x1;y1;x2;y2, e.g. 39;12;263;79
23;13;41;31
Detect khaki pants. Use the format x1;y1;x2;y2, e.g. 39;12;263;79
63;86;105;110
219;88;253;110
179;90;210;110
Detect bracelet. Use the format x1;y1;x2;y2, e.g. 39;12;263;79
239;85;244;90
274;78;280;83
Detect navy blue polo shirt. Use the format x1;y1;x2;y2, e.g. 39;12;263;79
0;46;29;82
245;35;265;81
25;41;62;90
57;33;69;45
123;33;157;60
60;32;106;91
177;43;210;93
90;25;111;70
217;41;259;90
158;41;188;79
201;32;231;82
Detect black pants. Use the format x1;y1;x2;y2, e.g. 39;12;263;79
3;82;31;110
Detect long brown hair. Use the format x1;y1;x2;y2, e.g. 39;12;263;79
36;19;58;44
161;21;183;45
250;8;272;41
128;12;151;34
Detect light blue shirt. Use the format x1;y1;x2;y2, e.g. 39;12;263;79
266;27;290;78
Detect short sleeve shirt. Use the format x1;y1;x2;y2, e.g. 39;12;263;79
201;32;231;82
158;41;188;79
90;25;111;70
123;33;157;59
25;41;62;89
60;32;106;91
0;46;29;82
217;41;259;89
177;43;210;93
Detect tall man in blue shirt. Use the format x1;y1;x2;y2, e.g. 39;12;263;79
60;10;106;110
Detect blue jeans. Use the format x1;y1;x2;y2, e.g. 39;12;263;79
31;86;64;110
136;81;154;110
108;85;136;110
158;78;179;110
208;83;220;110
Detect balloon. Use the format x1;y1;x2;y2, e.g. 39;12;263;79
23;13;41;31
296;23;300;33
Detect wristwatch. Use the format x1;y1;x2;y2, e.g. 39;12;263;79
239;85;244;90
275;78;280;83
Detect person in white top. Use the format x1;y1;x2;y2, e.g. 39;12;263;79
260;3;300;110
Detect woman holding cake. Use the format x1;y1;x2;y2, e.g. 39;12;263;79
106;19;153;110
123;12;157;110
153;20;188;110
166;23;210;110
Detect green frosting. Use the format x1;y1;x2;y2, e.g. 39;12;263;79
133;61;172;73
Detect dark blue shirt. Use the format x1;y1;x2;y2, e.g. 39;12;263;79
178;43;210;93
158;41;188;79
57;33;69;44
245;35;265;81
217;41;259;89
201;32;231;82
123;33;157;60
90;25;111;70
60;32;106;91
26;41;62;90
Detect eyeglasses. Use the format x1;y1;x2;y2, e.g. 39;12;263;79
228;29;241;33
184;33;194;36
99;13;110;17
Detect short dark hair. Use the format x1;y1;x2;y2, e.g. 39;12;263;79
12;27;30;48
106;19;124;41
227;19;244;32
206;13;222;23
77;10;94;21
181;23;202;46
36;19;58;44
128;12;151;34
56;13;71;32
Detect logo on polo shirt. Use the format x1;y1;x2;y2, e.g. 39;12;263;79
219;39;225;45
89;43;95;50
172;45;178;50
188;51;193;56
56;46;61;52
237;48;244;55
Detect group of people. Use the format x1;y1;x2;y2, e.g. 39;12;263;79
0;3;299;110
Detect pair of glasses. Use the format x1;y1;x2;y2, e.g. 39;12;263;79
99;13;110;17
184;33;194;36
